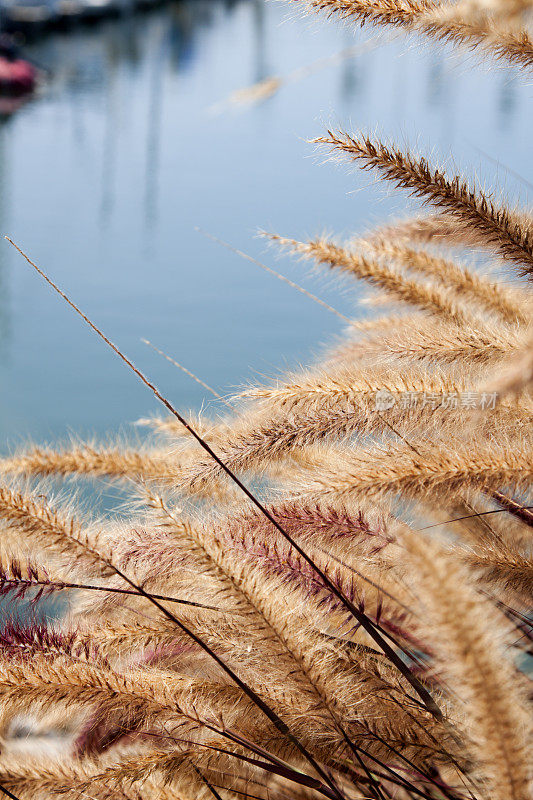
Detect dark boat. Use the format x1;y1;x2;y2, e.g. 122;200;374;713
1;0;54;34
1;0;161;35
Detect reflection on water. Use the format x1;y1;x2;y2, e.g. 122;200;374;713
0;0;531;447
0;124;10;352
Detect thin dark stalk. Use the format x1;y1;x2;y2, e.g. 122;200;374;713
343;763;467;800
7;236;442;723
0;785;22;800
482;590;533;645
147;741;285;800
489;489;533;529
1;575;220;611
351;748;389;800
341;746;449;800
191;765;225;800
379;413;500;542
363;728;470;800
142;718;342;798
230;720;388;800
142;338;227;404
190;740;341;800
197;227;351;323
214;727;349;800
209;784;272;800
312;542;418;617
417;506;533;531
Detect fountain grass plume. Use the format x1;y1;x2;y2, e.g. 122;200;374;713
0;2;532;798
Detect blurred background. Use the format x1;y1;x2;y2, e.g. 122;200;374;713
0;0;531;448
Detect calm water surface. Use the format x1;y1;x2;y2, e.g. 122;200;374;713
0;1;531;448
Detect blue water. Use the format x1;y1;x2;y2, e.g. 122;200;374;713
0;0;531;449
